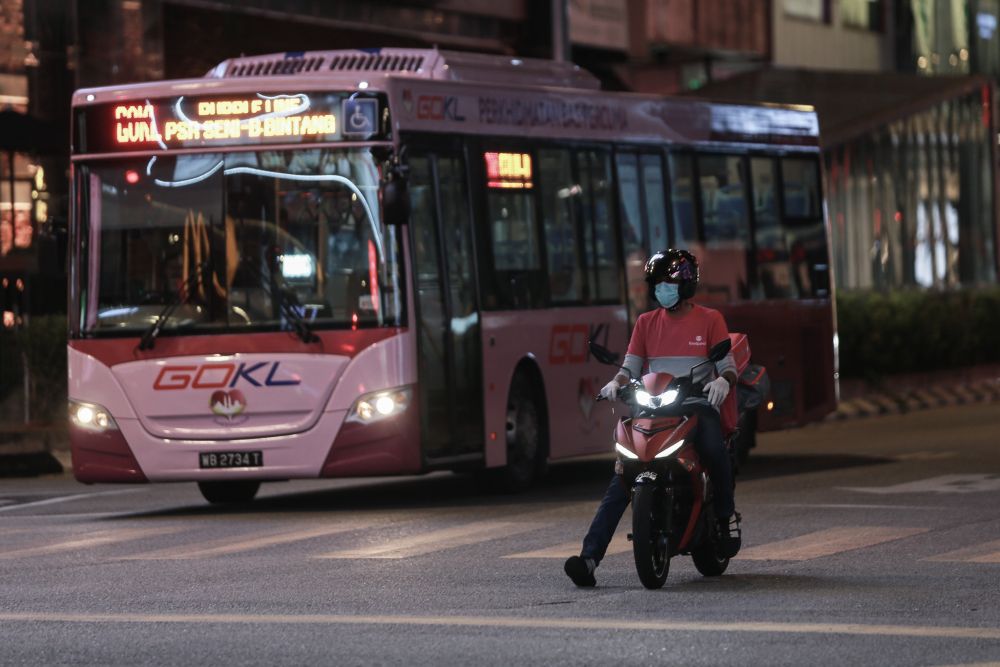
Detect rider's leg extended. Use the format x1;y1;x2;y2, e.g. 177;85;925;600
566;474;629;586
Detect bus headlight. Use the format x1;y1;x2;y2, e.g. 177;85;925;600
69;399;119;432
347;386;412;424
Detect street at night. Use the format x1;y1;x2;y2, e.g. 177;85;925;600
3;2;1000;665
2;402;999;666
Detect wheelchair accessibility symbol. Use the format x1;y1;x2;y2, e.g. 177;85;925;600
342;98;377;137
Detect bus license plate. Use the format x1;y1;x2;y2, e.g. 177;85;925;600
199;451;263;469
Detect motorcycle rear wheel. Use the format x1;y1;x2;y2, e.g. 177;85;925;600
632;484;670;589
691;541;730;577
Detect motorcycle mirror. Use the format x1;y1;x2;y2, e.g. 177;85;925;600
707;338;732;363
588;340;619;366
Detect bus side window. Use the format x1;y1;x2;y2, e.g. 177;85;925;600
751;156;797;299
697;154;752;301
614;151;646;317
538;148;583;303
640;154;668;252
485;161;542;308
667;153;697;246
577;149;619;304
781;156;829;298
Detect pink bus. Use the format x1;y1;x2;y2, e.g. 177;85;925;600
68;49;835;504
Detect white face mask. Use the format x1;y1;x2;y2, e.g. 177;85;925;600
655;282;680;309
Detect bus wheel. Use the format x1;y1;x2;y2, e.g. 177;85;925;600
496;376;543;492
736;409;758;468
197;480;260;505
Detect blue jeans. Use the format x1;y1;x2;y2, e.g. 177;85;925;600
580;403;734;564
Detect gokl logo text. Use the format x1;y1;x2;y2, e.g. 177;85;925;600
153;362;301;391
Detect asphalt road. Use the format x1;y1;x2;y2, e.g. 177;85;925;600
1;402;999;666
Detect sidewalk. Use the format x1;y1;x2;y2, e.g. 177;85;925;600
0;425;66;478
829;378;1000;420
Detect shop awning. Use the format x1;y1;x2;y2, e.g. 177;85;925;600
686;68;992;148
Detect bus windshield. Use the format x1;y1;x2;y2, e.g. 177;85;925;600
76;148;404;336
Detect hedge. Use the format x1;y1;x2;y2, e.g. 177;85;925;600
837;288;1000;381
3;315;68;423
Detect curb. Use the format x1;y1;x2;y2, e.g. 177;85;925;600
826;378;1000;421
0;427;68;478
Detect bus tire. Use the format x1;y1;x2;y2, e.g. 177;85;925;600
736;409;758;468
197;480;260;505
494;374;544;493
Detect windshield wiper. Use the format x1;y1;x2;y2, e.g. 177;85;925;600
238;255;318;344
138;260;209;351
275;284;319;343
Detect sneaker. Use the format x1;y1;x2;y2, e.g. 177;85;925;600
716;512;742;559
563;556;597;587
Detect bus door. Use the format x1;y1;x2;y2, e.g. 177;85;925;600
407;147;484;463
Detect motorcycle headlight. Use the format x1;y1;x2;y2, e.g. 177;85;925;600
635;389;679;408
614;442;639;460
69;399;119;432
347;386;412;424
654;439;685;459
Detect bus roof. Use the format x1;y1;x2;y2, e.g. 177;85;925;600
73;48;819;150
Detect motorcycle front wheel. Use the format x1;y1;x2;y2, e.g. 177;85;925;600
632;484;670;589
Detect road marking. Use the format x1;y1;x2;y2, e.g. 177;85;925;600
843;474;1000;495
1;611;999;640
740;526;927;561
769;503;947;510
924;539;1000;564
892;451;957;462
0;527;182;559
0;488;145;513
123;523;366;560
315;520;545;559
503;532;631;559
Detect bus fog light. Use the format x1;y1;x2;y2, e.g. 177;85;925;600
347;386;412;424
69;400;119;432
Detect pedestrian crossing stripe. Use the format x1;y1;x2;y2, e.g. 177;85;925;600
122;523;370;560
0;527;184;559
503;532;631;559
4;520;1000;564
923;538;1000;564
314;520;547;559
739;526;927;561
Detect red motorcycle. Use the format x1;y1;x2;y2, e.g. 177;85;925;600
590;334;766;589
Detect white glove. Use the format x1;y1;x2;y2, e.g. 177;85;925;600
599;379;621;402
704;376;730;408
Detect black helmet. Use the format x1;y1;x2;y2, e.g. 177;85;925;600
645;249;699;301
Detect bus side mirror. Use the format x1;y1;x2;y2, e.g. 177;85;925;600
382;174;409;226
588;341;620;366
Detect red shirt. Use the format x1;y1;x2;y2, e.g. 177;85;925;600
624;304;734;381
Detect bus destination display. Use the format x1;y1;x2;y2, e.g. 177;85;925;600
484;151;533;189
76;92;384;153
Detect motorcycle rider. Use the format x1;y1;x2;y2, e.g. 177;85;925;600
565;248;741;587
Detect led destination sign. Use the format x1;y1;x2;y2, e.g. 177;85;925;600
484;151;533;189
76;92;385;154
